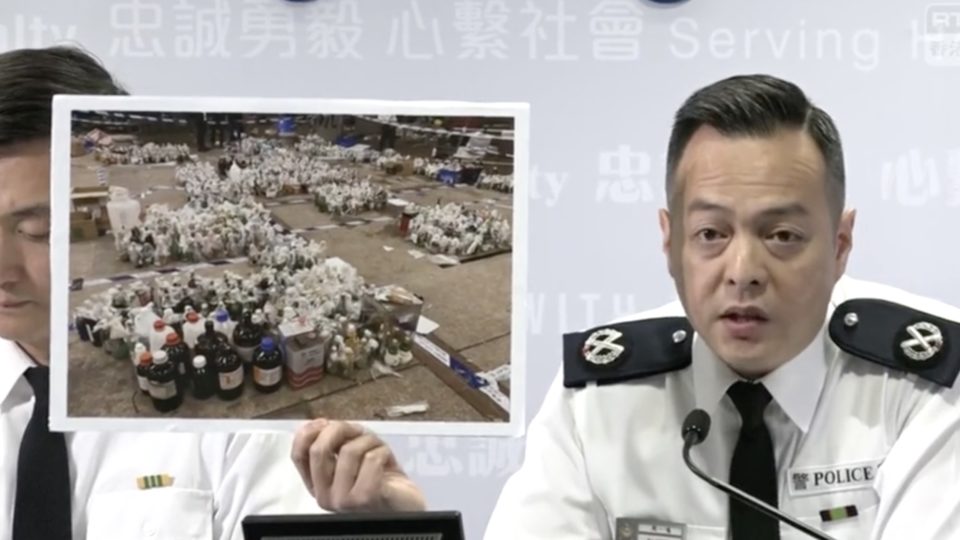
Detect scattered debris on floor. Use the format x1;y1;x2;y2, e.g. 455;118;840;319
376;401;430;419
370;361;403;380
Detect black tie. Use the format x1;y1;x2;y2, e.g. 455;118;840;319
13;366;73;540
727;381;779;539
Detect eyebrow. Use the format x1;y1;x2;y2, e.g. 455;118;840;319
687;198;810;219
0;203;50;220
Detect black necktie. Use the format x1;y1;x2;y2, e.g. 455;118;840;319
13;366;73;540
727;381;779;539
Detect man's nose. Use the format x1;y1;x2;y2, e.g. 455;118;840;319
724;235;767;293
0;227;25;288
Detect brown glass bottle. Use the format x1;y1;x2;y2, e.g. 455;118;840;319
147;350;182;412
194;319;229;365
136;351;153;395
161;332;192;391
215;346;244;400
252;337;283;393
232;310;263;373
191;355;217;400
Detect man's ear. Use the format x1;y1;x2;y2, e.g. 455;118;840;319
658;208;676;279
834;208;855;279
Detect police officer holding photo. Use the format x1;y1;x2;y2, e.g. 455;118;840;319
484;74;960;539
0;45;425;540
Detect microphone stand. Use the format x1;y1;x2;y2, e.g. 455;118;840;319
682;433;834;540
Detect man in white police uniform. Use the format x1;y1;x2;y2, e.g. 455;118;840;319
484;74;960;539
0;46;426;540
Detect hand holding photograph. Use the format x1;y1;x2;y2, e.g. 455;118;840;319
50;96;529;437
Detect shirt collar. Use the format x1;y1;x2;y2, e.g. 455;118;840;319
692;304;836;434
0;337;39;409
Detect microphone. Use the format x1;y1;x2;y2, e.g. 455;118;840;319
681;409;834;540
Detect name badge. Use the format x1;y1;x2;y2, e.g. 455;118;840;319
615;518;685;540
788;459;881;497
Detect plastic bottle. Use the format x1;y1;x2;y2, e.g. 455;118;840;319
130;342;147;368
215;347;244;401
252;337;283;393
191;355;216;400
149;319;176;353
213;309;236;345
147;350;181;412
162;307;182;337
181;311;205;349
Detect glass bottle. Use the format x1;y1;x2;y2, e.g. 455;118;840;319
147;350;182;412
191;355;216;400
232;310;263;373
252;336;283;393
215;346;244;401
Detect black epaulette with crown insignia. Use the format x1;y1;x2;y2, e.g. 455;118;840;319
563;317;694;388
829;298;960;387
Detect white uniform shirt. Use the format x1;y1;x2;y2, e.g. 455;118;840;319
0;337;321;540
484;275;960;540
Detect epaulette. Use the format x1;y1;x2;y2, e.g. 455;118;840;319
563;317;694;388
829;298;960;387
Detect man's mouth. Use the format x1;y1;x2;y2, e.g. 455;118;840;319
720;306;770;323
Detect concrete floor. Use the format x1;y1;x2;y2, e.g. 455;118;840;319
67;144;513;423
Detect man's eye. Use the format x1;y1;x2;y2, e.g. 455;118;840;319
769;230;803;243
696;229;724;242
17;227;49;241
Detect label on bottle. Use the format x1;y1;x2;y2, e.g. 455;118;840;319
220;367;244;390
254;365;282;386
137;374;150;392
149;380;178;400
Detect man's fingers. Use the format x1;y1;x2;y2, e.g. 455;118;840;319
291;419;327;492
350;445;393;508
330;435;385;509
309;421;368;508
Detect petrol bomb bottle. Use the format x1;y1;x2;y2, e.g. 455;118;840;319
191;355;216;400
252;337;283;393
232;311;263;373
136;351;153;395
161;332;192;390
147;350;182;412
181;311;205;349
194;320;230;364
215;346;244;401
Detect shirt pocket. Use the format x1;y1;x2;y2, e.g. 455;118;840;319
85;488;214;540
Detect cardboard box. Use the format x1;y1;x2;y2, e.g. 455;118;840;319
71;137;87;157
361;294;423;332
70;211;99;242
71;187;111;234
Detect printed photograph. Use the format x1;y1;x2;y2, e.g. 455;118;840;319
50;96;527;436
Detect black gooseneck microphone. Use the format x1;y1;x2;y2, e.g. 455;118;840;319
681;409;835;540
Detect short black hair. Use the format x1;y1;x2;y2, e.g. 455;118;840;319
665;74;845;223
0;45;127;148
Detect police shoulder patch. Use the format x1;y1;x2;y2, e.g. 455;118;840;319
829;298;960;387
563;317;694;388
